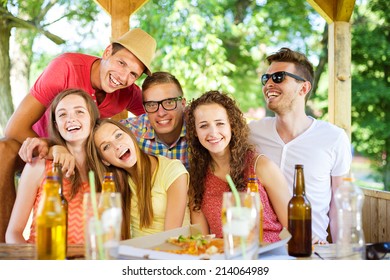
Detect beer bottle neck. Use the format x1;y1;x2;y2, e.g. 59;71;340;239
102;172;115;192
247;177;258;193
294;168;305;196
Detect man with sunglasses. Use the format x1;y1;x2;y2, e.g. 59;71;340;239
121;71;189;169
249;47;352;244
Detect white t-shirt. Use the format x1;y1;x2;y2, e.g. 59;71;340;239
248;116;352;240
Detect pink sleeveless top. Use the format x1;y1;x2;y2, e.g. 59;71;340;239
201;153;283;243
28;160;90;245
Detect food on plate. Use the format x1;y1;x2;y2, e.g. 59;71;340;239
158;233;224;256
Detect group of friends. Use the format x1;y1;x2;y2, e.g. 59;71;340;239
1;28;351;246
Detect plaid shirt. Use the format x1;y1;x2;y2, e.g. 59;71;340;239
121;114;189;169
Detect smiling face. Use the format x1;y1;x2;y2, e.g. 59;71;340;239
143;83;185;145
262;62;306;114
194;103;231;157
99;45;145;93
54;94;92;145
94;122;137;169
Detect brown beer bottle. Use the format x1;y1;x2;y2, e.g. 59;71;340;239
246;173;264;244
52;163;68;255
288;164;312;257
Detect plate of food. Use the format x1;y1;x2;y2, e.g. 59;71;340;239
157;233;224;256
118;225;225;260
117;225;291;260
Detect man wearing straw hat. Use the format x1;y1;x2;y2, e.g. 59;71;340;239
0;28;156;242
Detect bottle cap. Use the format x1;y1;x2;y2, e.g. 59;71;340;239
342;177;355;182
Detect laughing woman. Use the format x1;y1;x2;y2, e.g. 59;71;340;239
6;89;99;244
89;118;190;238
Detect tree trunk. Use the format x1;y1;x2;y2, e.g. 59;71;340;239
0;18;13;136
10;29;35;109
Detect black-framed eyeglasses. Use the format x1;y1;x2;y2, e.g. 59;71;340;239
366;242;390;260
143;96;183;113
261;71;306;86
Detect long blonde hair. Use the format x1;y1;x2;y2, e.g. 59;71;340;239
88;118;157;238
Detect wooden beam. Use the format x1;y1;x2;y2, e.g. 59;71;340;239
306;0;356;23
94;0;149;16
110;1;132;38
94;0;110;14
306;0;335;23
335;0;356;22
94;0;150;120
328;22;352;139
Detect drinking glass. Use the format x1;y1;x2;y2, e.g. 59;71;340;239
83;192;122;260
222;192;259;260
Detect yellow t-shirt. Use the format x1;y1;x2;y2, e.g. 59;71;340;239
129;155;190;237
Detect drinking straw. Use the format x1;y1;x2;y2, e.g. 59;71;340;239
88;170;105;260
225;174;246;259
225;174;241;207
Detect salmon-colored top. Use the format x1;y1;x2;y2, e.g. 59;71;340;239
201;152;283;243
28;160;90;245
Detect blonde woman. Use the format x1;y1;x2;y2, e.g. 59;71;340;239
90;118;190;238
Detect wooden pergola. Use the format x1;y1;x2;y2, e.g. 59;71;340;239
93;0;390;244
95;0;356;138
97;0;390;244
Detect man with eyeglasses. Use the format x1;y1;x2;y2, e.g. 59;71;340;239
248;47;352;244
121;71;189;169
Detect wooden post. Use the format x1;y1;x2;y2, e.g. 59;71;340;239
110;1;132;121
94;0;150;121
328;21;352;139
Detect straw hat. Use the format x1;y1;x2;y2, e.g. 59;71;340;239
111;28;157;76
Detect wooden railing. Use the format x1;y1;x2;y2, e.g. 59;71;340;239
362;188;390;243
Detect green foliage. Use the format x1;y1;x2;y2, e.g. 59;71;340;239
5;0;389;190
134;0;323;111
351;0;390;190
0;0;101;135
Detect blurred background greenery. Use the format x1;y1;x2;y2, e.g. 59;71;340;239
0;0;389;190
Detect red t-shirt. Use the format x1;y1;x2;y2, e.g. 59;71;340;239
31;53;145;137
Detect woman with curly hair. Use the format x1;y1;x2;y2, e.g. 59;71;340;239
186;90;290;243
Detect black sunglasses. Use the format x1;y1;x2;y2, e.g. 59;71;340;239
366;242;390;260
261;71;306;86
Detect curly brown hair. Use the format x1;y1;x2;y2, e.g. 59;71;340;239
186;90;255;211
